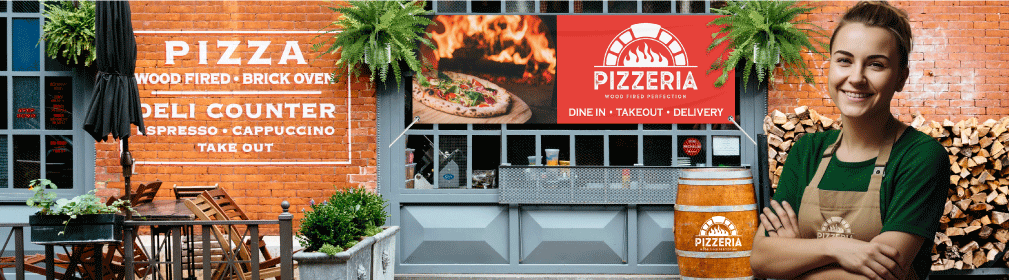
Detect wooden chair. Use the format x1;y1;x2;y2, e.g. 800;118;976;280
173;183;219;199
130;180;163;205
204;188;275;260
0;254;45;280
183;193;292;280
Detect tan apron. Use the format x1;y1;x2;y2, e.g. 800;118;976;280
797;125;907;241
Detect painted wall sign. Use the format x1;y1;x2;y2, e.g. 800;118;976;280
133;31;349;165
414;15;733;124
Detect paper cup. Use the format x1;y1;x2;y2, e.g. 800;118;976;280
528;156;541;166
545;149;559;166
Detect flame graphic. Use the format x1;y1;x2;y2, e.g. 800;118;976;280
622;44;669;67
707;226;730;236
430;15;556;81
826;224;846;233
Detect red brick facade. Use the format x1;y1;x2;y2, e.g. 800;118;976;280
770;1;1009;123
95;1;375;225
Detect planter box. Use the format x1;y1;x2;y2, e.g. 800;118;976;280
293;236;376;280
371;226;399;280
29;214;124;244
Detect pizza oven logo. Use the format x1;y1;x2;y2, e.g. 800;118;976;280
594;23;697;91
693;216;743;251
817;216;853;239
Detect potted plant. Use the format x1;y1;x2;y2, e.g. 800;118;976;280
26;179;129;244
706;0;827;87
293;187;398;280
314;0;436;88
41;0;96;67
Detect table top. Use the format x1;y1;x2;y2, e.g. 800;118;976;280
131;199;195;221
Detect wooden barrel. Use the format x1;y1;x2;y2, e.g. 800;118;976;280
674;167;756;280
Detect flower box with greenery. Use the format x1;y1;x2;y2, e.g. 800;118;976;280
27;179;130;244
706;0;827;88
314;0;436;88
293;187;398;280
41;0;96;67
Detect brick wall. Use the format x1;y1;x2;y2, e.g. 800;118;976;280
770;0;1009;123
94;1;376;227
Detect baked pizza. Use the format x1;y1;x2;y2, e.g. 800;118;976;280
413;71;511;118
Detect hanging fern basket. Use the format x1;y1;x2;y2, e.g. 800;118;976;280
41;0;96;67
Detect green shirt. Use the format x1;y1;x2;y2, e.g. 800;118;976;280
772;129;949;279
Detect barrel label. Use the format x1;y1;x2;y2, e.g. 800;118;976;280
817;216;853;238
693;216;743;251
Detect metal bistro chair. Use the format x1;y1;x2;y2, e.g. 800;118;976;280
184;192;292;280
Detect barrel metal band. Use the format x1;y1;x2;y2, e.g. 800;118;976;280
679;169;752;179
678;179;753;186
680;276;753;280
674;204;757;212
676;249;751;259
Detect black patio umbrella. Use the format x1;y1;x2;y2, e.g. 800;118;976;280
83;1;146;217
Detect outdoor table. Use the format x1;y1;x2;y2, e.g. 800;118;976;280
36;240;119;280
132;199;197;280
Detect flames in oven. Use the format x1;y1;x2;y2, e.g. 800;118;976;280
430;15;556;82
622;44;669;67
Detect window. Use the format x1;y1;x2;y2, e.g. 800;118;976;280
402;0;744;191
2;1;84;200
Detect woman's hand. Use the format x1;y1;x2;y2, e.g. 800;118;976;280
759;200;798;238
827;237;904;280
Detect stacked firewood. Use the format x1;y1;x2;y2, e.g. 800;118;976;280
764;106;1009;270
763;106;841;191
918;116;1009;270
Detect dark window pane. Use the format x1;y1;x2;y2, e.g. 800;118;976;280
46;135;72;188
541;1;569;13
407;135;435;187
0;136;7;188
13;18;41;71
608;0;637;13
643;0;671;13
14;135;40;189
44;51;70;72
472;1;501;13
46;77;72;130
472;135;501;170
609;135;637;165
711;1;728;10
0;20;6;71
644;124;671;130
0;1;6;12
506;1;535;13
412;124;433;130
438;124;466;130
575;135;603;166
712;135;741;167
473;124;500;130
644;136;672;166
13;1;39;13
0;78;7;129
575;1;603;13
507;135;535;166
438;135;467;188
472;135;500;189
677;135;706;166
678;123;705;130
437;1;467;13
14;77;40;129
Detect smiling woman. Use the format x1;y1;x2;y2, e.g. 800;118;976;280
750;1;949;280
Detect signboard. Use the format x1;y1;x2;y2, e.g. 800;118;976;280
414;15;733;124
133;31;349;165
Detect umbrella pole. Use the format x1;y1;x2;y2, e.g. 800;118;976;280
121;137;133;220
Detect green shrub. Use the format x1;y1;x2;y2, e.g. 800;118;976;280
297;187;389;255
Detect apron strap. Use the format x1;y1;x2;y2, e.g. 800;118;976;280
808;131;845;190
867;125;908;192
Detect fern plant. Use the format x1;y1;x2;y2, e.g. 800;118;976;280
41;0;96;67
315;0;436;87
706;0;827;87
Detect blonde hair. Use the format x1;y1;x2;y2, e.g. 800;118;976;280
829;1;913;70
